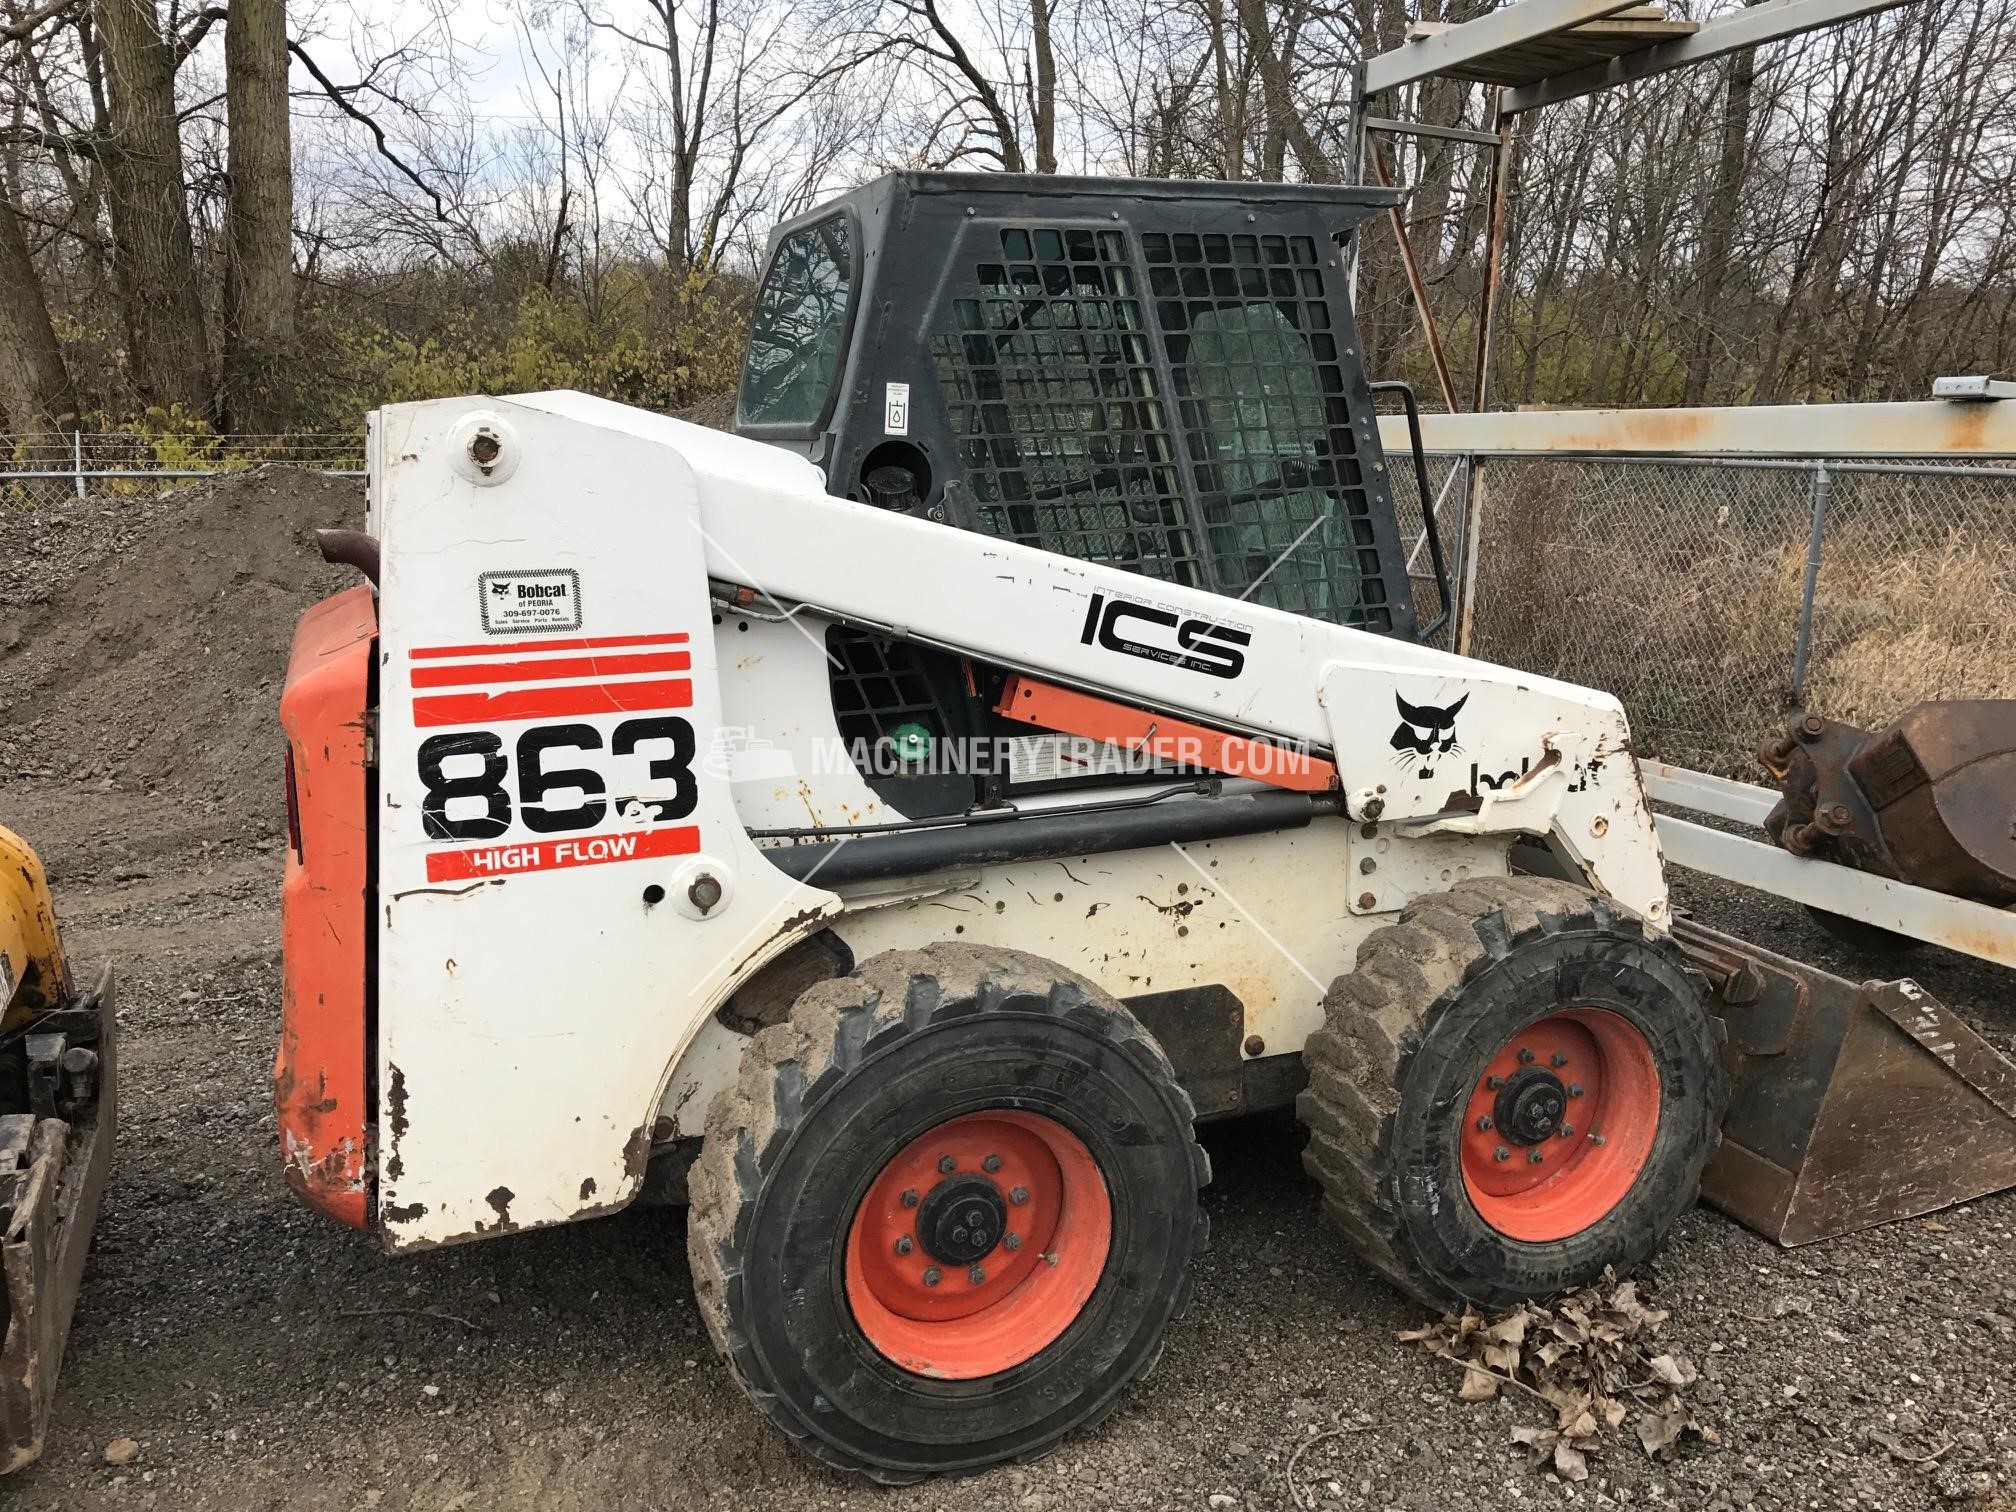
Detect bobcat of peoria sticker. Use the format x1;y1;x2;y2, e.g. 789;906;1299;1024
479;568;582;634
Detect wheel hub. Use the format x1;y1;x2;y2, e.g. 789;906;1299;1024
1494;1066;1568;1145
1458;1008;1663;1242
917;1176;1007;1265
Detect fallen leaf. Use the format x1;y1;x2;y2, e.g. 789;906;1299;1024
1459;1365;1500;1402
1553;1439;1590;1482
1646;1353;1697;1388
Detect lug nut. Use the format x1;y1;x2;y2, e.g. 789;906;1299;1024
938;1155;956;1174
923;1267;941;1287
1516;1047;1535;1065
1591;1134;1606;1147
901;1189;920;1208
1009;1186;1029;1205
968;1265;987;1284
1550;1052;1568;1068
1004;1232;1022;1251
1494;1146;1510;1162
1527;1149;1544;1165
1487;1075;1504;1090
1558;1125;1574;1140
1476;1115;1493;1132
895;1235;913;1255
1568;1083;1584;1099
983;1154;1002;1173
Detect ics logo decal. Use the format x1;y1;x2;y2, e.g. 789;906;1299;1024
1080;591;1249;680
1390;691;1467;780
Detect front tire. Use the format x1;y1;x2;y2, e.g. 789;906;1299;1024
1299;877;1723;1312
687;944;1207;1482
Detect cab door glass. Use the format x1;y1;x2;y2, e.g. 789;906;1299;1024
738;217;853;431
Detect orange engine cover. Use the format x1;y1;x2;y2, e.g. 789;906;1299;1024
277;586;375;1227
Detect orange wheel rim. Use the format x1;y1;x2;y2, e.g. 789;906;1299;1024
843;1110;1112;1380
1457;1008;1661;1242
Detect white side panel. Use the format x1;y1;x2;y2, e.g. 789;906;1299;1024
373;399;839;1248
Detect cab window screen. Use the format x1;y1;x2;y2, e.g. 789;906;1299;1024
738;217;853;431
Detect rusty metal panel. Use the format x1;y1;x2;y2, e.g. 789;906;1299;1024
1760;702;2016;908
1681;922;2016;1245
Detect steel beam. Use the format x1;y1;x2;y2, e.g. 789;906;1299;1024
1362;115;1507;147
1637;761;1780;827
1502;0;1916;114
1373;398;2016;458
1363;0;1642;96
1654;814;2016;971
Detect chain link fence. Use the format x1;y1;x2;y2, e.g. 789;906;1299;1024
0;433;365;508
10;425;2009;779
1439;454;2016;774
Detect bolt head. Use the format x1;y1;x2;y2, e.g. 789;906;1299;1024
1476;1115;1493;1132
938;1155;956;1174
1527;1148;1544;1165
1516;1047;1535;1065
1558;1124;1574;1139
686;873;724;913
1004;1232;1022;1250
1590;1134;1606;1147
923;1267;941;1286
982;1154;1002;1173
1568;1083;1584;1098
1801;714;1827;737
1010;1186;1029;1205
1487;1075;1504;1090
968;1264;986;1284
1550;1052;1568;1068
1357;891;1377;910
901;1188;920;1208
895;1235;913;1255
1493;1146;1510;1162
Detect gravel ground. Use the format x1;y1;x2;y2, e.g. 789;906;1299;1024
6;481;2016;1510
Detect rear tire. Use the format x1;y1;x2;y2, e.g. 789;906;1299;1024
1299;877;1723;1312
687;944;1207;1482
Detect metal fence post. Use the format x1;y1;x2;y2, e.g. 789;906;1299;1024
1789;460;1832;705
1454;455;1487;656
72;430;84;501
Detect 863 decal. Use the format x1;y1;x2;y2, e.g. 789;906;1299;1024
414;717;702;882
417;717;696;840
404;629;705;882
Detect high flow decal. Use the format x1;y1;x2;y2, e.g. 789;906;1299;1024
407;633;701;881
480;568;584;634
1078;591;1250;680
1390;691;1468;780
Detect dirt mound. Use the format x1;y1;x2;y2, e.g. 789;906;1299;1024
0;467;364;843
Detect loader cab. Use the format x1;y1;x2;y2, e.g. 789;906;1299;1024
733;172;1425;815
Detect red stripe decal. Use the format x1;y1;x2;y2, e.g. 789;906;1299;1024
412;632;690;660
412;650;693;689
425;824;701;882
413;678;693;727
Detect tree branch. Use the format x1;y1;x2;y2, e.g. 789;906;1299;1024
287;39;454;225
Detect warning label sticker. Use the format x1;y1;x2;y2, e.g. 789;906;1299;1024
480;568;583;634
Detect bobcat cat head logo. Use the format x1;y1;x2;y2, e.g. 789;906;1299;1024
1390;692;1468;779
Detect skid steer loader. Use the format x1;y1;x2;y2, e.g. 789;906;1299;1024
275;172;2009;1482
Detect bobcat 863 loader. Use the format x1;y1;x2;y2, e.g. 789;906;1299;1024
276;173;2016;1481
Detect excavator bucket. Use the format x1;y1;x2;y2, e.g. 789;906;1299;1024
1677;919;2016;1245
0;825;115;1474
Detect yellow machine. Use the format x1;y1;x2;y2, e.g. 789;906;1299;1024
0;824;114;1474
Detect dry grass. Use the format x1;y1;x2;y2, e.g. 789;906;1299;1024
1467;462;2016;775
